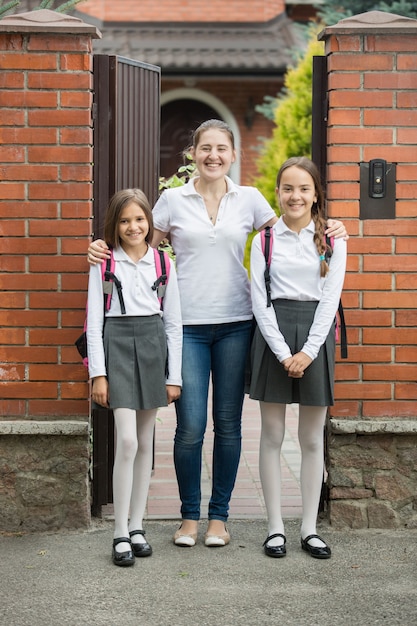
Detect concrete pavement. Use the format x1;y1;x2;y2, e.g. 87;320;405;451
2;395;416;625
1;518;416;626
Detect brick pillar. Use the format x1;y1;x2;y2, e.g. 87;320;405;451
0;10;100;531
319;11;417;529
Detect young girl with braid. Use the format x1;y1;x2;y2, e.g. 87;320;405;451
249;157;347;559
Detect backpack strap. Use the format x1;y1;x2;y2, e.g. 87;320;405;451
261;226;273;307
102;247;126;314
324;234;334;264
337;300;348;359
152;248;170;309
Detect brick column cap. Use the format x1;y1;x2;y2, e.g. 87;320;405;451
0;8;101;38
318;10;417;40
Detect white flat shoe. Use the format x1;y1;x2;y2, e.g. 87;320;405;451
173;525;197;547
204;528;230;547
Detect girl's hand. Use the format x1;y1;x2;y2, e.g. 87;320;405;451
87;239;110;265
166;385;181;404
325;219;349;240
91;376;109;407
282;353;312;378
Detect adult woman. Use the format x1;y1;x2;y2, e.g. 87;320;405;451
88;120;346;547
249;157;347;559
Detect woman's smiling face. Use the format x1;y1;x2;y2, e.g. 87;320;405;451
191;128;236;182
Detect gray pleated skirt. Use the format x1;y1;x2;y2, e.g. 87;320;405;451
101;315;168;410
248;299;335;406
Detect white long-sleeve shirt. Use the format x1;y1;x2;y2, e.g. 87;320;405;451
86;245;182;386
250;217;347;362
152;176;275;324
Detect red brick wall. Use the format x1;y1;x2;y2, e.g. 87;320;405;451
78;0;285;22
0;31;93;419
322;19;417;419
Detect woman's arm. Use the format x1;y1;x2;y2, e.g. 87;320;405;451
258;216;349;239
326;219;349;239
87;228;169;266
87;239;110;265
258;215;278;230
151;229;169;248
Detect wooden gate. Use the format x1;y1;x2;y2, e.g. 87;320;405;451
312;55;328;193
91;55;161;515
312;54;330;513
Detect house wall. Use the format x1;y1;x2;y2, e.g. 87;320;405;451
161;78;280;184
321;12;417;529
0;8;416;532
77;0;286;23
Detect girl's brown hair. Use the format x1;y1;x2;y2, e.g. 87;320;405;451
276;157;330;277
103;188;153;249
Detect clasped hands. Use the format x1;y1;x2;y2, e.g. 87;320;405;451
281;352;312;378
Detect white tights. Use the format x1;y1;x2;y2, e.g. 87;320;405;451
259;402;327;548
112;408;156;552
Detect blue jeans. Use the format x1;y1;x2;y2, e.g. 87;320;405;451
174;321;252;522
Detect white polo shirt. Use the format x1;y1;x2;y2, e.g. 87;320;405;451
250;217;347;362
87;245;183;386
152;176;275;325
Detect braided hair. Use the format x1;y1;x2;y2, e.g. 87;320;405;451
276;157;331;277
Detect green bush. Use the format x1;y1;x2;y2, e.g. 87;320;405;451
253;31;324;213
242;28;325;271
0;0;84;17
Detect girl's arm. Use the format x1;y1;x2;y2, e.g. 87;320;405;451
86;264;107;379
166;385;181;404
91;376;109;407
161;261;183;388
250;233;292;362
301;238;347;361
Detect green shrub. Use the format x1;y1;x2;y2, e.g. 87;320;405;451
253;31;324;213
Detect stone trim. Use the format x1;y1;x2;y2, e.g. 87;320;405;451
0;420;88;436
329;418;417;436
0;8;101;37
319;10;417;39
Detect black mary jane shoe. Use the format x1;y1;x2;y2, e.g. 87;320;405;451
263;533;287;558
301;534;331;559
129;529;153;558
112;537;135;567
